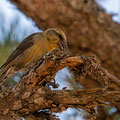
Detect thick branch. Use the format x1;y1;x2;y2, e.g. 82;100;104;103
2;87;120;119
0;55;120;120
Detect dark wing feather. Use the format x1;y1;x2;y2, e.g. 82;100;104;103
0;33;40;68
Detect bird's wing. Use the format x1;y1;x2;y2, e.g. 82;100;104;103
0;32;40;70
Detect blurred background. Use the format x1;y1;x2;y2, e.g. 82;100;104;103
0;0;120;120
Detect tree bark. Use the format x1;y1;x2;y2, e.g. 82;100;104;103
0;54;120;120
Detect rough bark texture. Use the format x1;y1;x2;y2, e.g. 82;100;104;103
0;54;120;120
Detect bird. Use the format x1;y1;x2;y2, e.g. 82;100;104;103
0;28;67;84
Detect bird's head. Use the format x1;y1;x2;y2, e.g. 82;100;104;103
44;28;67;50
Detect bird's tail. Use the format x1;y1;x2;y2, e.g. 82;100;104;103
0;65;15;84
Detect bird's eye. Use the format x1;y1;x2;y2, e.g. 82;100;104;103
58;34;63;41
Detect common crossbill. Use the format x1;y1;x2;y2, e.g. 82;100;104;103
0;28;67;84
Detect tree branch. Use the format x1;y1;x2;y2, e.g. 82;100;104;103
0;54;120;119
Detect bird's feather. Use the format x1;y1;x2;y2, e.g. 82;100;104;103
0;64;6;72
0;32;40;82
4;33;39;66
0;67;16;83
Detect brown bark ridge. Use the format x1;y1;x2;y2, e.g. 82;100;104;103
0;53;120;120
10;0;120;82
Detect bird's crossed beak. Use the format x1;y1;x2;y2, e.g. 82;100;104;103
58;41;68;51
